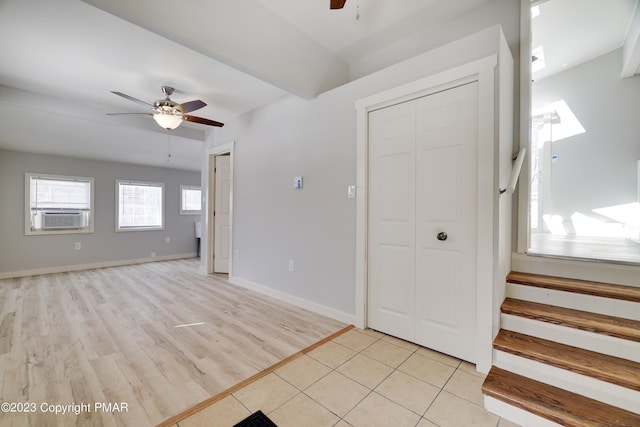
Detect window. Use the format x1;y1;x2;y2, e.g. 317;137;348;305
25;173;94;235
116;180;164;231
180;185;201;215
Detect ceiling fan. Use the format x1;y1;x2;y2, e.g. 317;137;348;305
108;86;224;130
330;0;347;9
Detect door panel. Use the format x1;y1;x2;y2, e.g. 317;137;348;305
418;247;459;328
372;243;413;331
419;145;461;221
368;102;415;341
415;82;478;362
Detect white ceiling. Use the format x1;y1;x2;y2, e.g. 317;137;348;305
531;0;639;81
0;0;496;170
0;0;636;171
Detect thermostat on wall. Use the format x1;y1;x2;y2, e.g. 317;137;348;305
294;176;303;189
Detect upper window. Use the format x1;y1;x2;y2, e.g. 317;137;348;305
180;185;202;215
25;173;95;235
116;180;164;231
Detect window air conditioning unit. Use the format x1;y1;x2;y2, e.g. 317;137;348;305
42;211;86;229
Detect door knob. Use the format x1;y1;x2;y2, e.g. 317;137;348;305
437;232;448;241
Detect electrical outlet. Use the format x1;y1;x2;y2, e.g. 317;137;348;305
288;260;295;272
235;249;239;260
151;252;156;258
74;242;81;250
165;236;170;243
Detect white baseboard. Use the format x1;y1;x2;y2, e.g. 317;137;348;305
0;253;197;279
229;276;356;326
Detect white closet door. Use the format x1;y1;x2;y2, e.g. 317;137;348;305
368;81;479;362
367;101;416;342
414;82;478;362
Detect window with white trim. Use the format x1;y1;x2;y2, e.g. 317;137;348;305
116;180;164;231
25;173;95;235
180;185;201;215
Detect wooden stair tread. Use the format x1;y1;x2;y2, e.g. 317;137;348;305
501;298;640;342
494;329;640;391
507;271;640;302
482;367;640;427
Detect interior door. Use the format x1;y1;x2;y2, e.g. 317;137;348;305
214;155;231;273
367;81;479;362
414;82;478;362
367;101;416;342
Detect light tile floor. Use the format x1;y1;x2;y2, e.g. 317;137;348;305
174;328;521;427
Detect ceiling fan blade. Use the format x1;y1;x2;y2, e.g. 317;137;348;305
111;91;153;107
183;115;224;127
107;112;152;116
330;0;346;9
179;100;207;113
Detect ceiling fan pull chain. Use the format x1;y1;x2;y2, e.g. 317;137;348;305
356;0;360;20
166;132;172;163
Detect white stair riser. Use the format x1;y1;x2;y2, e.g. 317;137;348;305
501;314;640;363
484;396;563;427
511;253;640;287
495;350;640;414
506;283;640;321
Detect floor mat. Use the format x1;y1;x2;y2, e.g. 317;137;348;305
233;410;277;427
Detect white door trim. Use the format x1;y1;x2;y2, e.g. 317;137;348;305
355;55;498;373
207;142;235;276
213;155;231;273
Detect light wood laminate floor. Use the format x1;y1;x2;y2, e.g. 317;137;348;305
0;259;345;426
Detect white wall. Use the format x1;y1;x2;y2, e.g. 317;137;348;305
200;5;521;322
532;48;640;222
349;0;521;81
0;149;200;277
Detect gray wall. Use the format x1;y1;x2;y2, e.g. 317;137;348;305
532;48;640;223
0;149;200;275
203;2;521;318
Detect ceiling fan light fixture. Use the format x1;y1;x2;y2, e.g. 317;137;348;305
109;86;223;129
152;108;183;130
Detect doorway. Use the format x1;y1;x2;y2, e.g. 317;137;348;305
207;142;235;275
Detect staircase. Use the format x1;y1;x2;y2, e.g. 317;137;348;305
482;272;640;427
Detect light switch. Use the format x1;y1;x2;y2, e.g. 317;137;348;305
294;176;303;189
347;185;356;199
